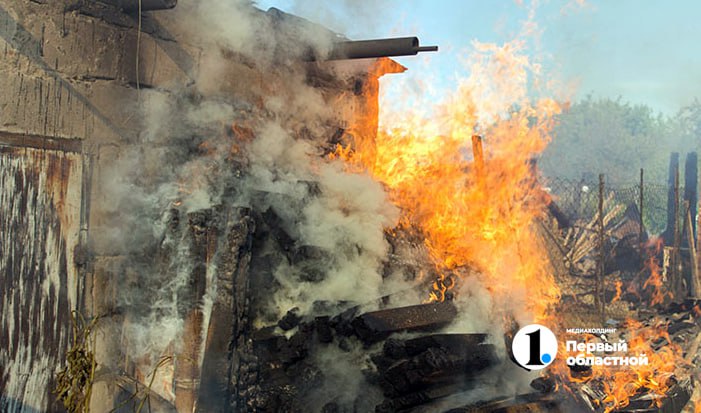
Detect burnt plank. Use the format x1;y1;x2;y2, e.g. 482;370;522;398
382;334;488;361
402;334;488;357
444;392;563;413
378;343;497;397
353;302;458;343
196;208;255;413
375;381;469;413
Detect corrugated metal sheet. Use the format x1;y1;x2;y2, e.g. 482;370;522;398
0;143;85;412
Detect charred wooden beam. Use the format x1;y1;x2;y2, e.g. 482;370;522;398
442;392;563;413
685;201;701;298
278;307;302;331
596;173;606;320
175;208;220;413
372;333;497;412
352;302;457;344
530;377;557;393
663;153;680;246
640;168;645;254
672;165;683;299
377;341;497;397
684;152;698;246
383;334;488;360
375;382;473;413
196;208;255;413
472;135;485;182
314;316;333;343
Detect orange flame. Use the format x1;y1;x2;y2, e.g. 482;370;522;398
551;319;683;413
642;238;672;306
335;28;685;412
611;280;623;303
337;39;561;320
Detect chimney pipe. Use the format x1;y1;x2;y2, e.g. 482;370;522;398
307;36;438;61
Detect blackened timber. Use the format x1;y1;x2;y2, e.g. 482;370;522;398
378;343;497;397
672;166;683;299
640;168;645;254
375;334;490;372
196;208;255;413
175;208;219;413
445;392;564;413
352;302;457;343
381;334;488;361
684;152;698;247
278;307;301;331
375;382;473;413
403;334;487;357
314;316;333;343
663;153;680;245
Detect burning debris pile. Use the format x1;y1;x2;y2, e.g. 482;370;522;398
28;1;699;412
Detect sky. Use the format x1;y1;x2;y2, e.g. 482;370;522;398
255;0;701;115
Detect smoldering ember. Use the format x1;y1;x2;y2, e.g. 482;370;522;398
2;1;701;413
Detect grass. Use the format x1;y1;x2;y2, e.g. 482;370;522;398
54;311;99;413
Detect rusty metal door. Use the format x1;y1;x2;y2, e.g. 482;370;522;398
0;136;87;412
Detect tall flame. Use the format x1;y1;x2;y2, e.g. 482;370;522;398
336;32;688;412
336;39;561;320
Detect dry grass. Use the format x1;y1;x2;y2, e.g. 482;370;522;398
54;311;99;413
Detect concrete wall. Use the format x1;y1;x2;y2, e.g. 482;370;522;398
0;2;397;411
0;2;213;411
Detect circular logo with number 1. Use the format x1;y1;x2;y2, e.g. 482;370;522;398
511;324;558;370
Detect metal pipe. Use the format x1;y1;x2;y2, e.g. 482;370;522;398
102;0;177;12
310;36;438;61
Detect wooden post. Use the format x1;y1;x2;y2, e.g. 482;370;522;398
471;135;486;199
684;152;698;246
639;168;645;258
685;201;700;298
672;167;682;299
472;135;485;178
597;174;606;320
697;191;701;298
175;210;217;413
664;153;680;245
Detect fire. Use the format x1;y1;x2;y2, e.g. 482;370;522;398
334;26;687;413
642;238;672;306
552;319;683;413
611;280;623;303
600;324;678;412
336;39;561;319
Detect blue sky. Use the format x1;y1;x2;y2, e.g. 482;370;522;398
255;0;701;115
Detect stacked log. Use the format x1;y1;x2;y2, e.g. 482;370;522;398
373;334;498;412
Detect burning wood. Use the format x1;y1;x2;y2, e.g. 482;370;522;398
6;0;701;411
373;334;497;402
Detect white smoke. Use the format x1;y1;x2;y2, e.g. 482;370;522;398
96;0;401;382
94;0;540;411
235;118;398;318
